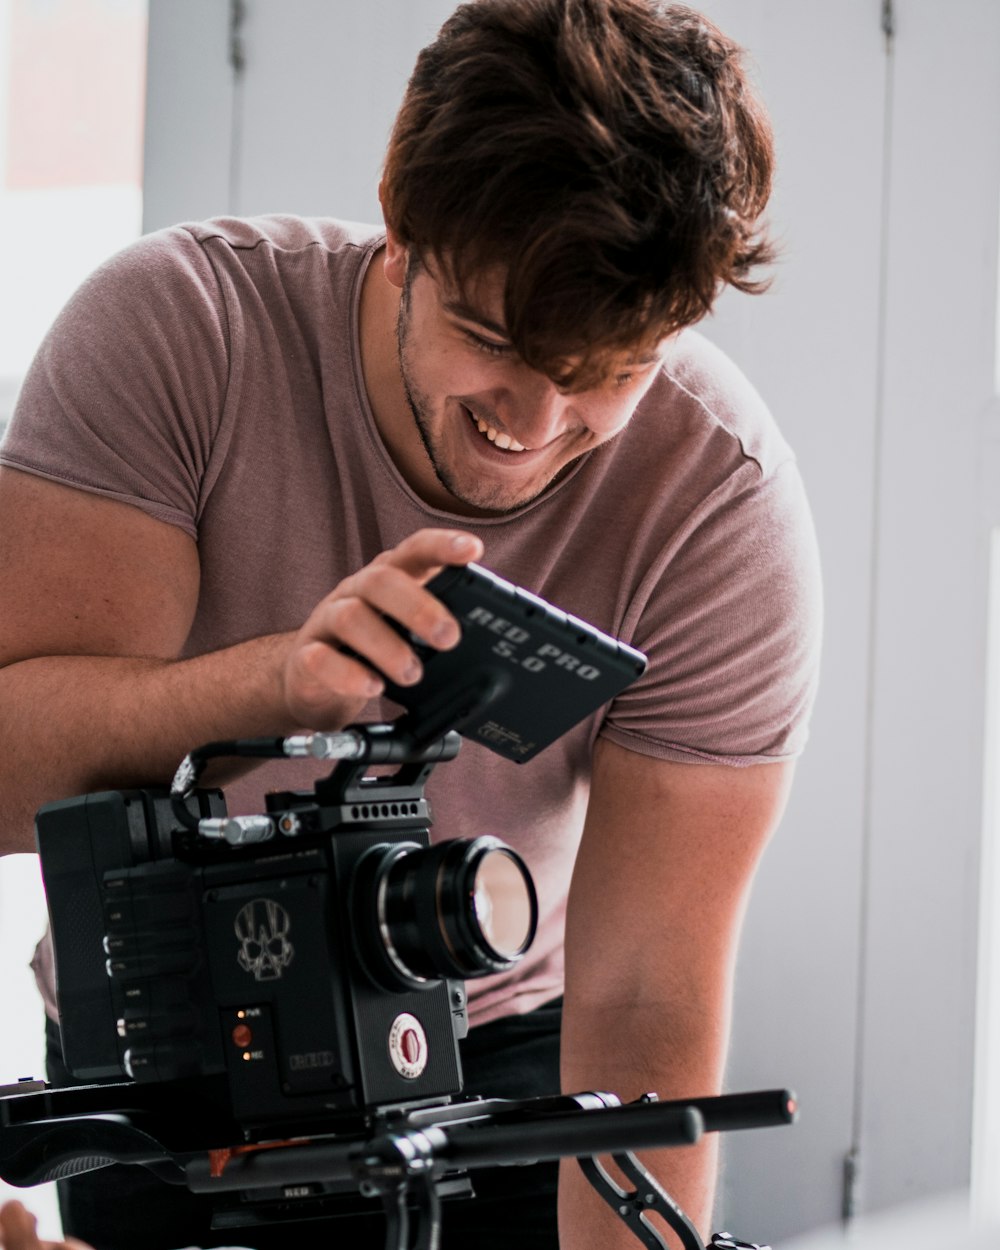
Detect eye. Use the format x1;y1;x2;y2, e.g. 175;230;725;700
614;372;634;388
464;330;512;358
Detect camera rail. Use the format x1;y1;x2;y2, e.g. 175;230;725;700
0;1083;793;1250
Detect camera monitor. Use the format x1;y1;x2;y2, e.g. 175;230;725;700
384;562;648;761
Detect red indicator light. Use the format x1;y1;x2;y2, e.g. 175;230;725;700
232;1024;253;1049
787;1098;798;1116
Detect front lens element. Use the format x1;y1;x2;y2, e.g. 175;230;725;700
353;836;537;990
471;847;536;962
436;838;536;973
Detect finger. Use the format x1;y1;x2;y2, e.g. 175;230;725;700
0;1201;41;1250
308;597;428;687
289;639;384;717
338;563;464;655
286;598;429;727
285;530;484;725
377;529;483;580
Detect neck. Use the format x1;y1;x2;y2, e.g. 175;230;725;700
359;247;430;491
360;247;402;428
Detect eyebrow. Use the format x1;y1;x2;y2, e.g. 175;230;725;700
442;298;510;340
443;297;665;370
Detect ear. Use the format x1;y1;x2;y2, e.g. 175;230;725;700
379;183;408;290
382;223;408;291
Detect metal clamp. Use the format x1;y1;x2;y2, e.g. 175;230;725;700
578;1148;704;1250
708;1236;771;1250
351;1129;446;1250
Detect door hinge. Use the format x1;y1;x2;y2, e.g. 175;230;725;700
842;1148;860;1223
881;0;895;43
229;0;247;75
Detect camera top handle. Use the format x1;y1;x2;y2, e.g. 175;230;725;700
166;653;506;843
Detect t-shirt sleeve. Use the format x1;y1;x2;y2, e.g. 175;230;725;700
0;227;231;539
600;456;823;766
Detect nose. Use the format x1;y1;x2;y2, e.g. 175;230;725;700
509;371;574;447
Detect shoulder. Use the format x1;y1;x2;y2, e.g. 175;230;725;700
66;215;386;364
586;329;802;551
637;328;792;483
180;214;384;261
582;332;821;764
86;216;384;307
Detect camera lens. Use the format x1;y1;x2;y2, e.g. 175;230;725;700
468;846;536;962
352;837;537;991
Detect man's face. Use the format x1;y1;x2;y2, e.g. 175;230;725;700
390;251;667;516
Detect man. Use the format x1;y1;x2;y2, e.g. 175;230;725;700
0;1;821;1247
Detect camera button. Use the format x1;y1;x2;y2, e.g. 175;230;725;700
232;1024;253;1049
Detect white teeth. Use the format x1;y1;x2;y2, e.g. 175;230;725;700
471;413;526;452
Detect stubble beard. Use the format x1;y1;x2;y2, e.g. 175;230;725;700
395;278;544;516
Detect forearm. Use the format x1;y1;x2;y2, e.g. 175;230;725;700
0;527;484;855
0;634;295;854
557;747;795;1248
559;999;730;1247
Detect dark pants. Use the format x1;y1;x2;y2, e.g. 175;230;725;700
46;1000;562;1250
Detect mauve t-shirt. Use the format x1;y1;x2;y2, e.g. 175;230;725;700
2;216;822;1027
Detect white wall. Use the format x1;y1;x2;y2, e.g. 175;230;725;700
856;1;1000;1214
693;3;886;1235
142;0;458;232
697;1;1000;1231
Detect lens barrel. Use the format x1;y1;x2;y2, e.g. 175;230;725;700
352;837;537;992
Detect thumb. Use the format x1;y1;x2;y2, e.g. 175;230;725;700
0;1202;94;1250
0;1201;40;1249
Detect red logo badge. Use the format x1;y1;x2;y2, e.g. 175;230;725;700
388;1012;428;1079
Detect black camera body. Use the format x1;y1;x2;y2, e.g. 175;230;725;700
37;759;473;1132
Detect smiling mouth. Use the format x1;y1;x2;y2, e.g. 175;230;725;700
464;406;528;453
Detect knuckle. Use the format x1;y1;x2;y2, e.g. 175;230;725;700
286;639;378;723
333;567;364;596
411;599;445;638
414;604;458;649
322;594;365;637
291;640;329;686
364;563;397;594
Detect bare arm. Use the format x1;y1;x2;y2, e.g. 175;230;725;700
558;737;795;1248
0;468;482;854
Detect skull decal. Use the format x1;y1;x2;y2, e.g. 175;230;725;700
235;898;295;981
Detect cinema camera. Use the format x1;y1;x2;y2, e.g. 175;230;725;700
0;565;796;1250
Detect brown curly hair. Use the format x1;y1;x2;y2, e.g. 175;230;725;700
381;0;775;389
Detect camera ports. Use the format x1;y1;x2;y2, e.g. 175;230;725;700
352;837;538;992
